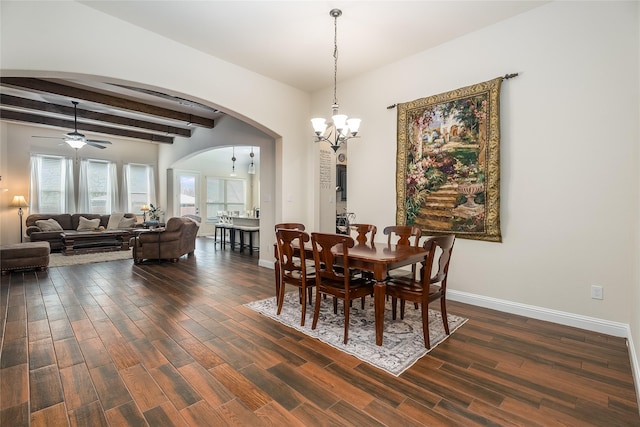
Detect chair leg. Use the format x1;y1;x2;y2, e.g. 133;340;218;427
422;303;431;349
274;262;281;306
333;296;338;314
440;297;450;335
312;290;322;330
300;286;306;326
391;296;397;320
343;298;350;344
400;299;406;320
277;280;286;315
361;296;365;309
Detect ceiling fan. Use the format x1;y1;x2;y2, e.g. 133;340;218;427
33;101;112;149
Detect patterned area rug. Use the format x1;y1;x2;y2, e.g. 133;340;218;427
245;291;467;376
49;250;132;267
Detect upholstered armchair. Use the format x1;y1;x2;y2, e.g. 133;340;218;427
132;216;200;263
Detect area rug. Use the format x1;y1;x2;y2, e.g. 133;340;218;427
49;250;132;267
245;291;467;376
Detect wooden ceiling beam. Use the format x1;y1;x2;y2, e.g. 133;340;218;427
0;109;174;144
0;77;215;128
0;94;192;137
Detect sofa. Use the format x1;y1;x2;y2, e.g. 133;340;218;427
131;216;200;263
25;213;138;252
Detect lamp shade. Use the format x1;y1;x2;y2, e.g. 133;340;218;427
65;138;86;149
141;204;150;212
10;195;28;208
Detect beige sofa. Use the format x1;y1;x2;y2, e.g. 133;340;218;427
131;216;200;263
25;213;137;252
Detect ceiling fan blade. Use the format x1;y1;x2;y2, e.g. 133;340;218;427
32;135;64;140
86;139;112;145
85;141;107;149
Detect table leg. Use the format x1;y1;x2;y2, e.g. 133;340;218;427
374;281;386;346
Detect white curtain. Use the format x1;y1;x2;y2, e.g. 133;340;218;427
29;156;41;213
78;158;119;213
121;164;130;211
122;163;156;212
29;155;75;214
107;161;118;212
77;159;90;212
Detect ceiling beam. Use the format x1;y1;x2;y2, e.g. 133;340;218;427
0;77;215;128
0;109;175;144
0;94;192;138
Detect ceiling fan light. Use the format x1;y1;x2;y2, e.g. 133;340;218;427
65;139;86;149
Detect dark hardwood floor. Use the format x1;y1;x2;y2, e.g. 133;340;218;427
1;237;638;426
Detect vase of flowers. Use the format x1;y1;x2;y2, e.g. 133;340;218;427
148;204;163;221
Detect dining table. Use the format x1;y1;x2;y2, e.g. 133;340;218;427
273;239;428;346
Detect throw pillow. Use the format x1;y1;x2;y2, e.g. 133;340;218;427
77;216;100;231
106;212;125;230
118;217;137;228
35;218;63;232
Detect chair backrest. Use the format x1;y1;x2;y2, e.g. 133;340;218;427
275;228;311;278
349;224;377;245
310;232;355;287
383;225;421;247
420;234;455;289
274;223;306;232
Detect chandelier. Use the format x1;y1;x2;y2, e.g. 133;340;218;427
311;9;361;153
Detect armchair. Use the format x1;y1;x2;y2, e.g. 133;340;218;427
132;216;199;264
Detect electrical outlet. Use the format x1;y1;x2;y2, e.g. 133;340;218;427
591;285;603;300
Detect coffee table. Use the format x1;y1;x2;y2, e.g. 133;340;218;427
61;230;132;255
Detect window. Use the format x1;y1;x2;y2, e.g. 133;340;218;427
78;159;118;214
123;163;155;213
29;154;76;213
206;177;245;221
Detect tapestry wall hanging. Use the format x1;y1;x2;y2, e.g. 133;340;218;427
396;77;502;242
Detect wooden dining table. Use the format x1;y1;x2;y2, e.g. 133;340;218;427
273;240;428;346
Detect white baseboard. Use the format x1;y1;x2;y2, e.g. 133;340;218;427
448;289;640;409
447;290;629;336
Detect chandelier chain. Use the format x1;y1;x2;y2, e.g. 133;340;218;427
333;12;339;107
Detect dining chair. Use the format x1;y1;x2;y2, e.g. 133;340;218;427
385;234;455;349
310;232;374;344
349;223;377;245
383;225;422;281
348;224;377;301
275;228;315;326
274;223;306;297
274;223;306;232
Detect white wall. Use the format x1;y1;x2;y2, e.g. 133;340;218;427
313;1;639;331
0;1;314;262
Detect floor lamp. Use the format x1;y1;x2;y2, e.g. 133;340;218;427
10;195;28;243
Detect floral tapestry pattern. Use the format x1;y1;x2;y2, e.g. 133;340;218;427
396;77;502;242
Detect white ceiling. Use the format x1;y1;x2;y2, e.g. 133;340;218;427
81;1;548;93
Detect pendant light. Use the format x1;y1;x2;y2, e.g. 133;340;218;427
230;147;237;177
311;9;361;153
248;147;256;174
